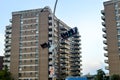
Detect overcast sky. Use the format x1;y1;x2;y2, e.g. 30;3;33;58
0;0;109;75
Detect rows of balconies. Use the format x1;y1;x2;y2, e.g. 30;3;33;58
101;10;109;71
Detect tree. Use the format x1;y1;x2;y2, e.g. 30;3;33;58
111;74;120;80
95;69;105;80
0;66;13;80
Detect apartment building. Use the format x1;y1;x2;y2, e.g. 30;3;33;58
4;6;82;80
4;25;12;70
102;0;120;75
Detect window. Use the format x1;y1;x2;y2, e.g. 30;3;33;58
36;48;38;52
30;72;32;75
35;54;38;58
19;73;21;77
48;17;52;20
19;55;22;59
35;66;38;70
30;54;33;57
49;28;52;31
35;72;38;77
118;42;120;47
118;29;120;34
21;21;23;24
35;60;38;64
117;22;120;27
19;49;22;53
118;35;120;40
24;60;26;63
48;22;52;26
30;60;32;63
36;42;38;46
36;19;38;23
49;34;52;37
19;61;22;65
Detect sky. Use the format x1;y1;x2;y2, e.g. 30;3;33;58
0;0;109;75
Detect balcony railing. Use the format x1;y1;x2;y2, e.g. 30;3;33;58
103;40;107;44
105;66;109;70
103;34;107;38
104;59;108;63
101;16;105;21
101;10;105;15
104;46;108;51
102;28;106;33
102;22;106;27
104;53;108;57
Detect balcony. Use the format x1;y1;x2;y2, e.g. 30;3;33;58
104;59;108;63
104;46;108;51
4;52;10;56
102;22;106;27
4;47;11;51
9;19;12;23
73;35;80;38
102;28;106;33
60;27;67;31
6;29;12;33
103;34;107;38
101;10;105;15
101;16;105;21
103;40;107;44
105;66;109;70
104;53;108;57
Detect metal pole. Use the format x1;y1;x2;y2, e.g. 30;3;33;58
53;0;58;15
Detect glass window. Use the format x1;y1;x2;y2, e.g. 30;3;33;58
19;55;22;59
117;22;120;27
35;66;38;70
36;42;38;46
21;21;23;24
35;60;38;64
36;19;38;23
35;54;38;58
118;29;120;34
19;61;22;65
118;35;120;40
36;48;38;52
118;42;120;47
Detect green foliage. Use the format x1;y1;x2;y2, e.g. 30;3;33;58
111;74;120;80
0;66;13;80
95;69;105;80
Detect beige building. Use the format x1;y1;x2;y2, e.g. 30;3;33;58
102;0;120;76
4;7;82;80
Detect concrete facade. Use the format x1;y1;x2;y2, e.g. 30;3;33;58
4;7;82;80
102;0;120;75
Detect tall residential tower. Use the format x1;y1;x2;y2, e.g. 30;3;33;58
4;7;82;80
102;0;120;75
